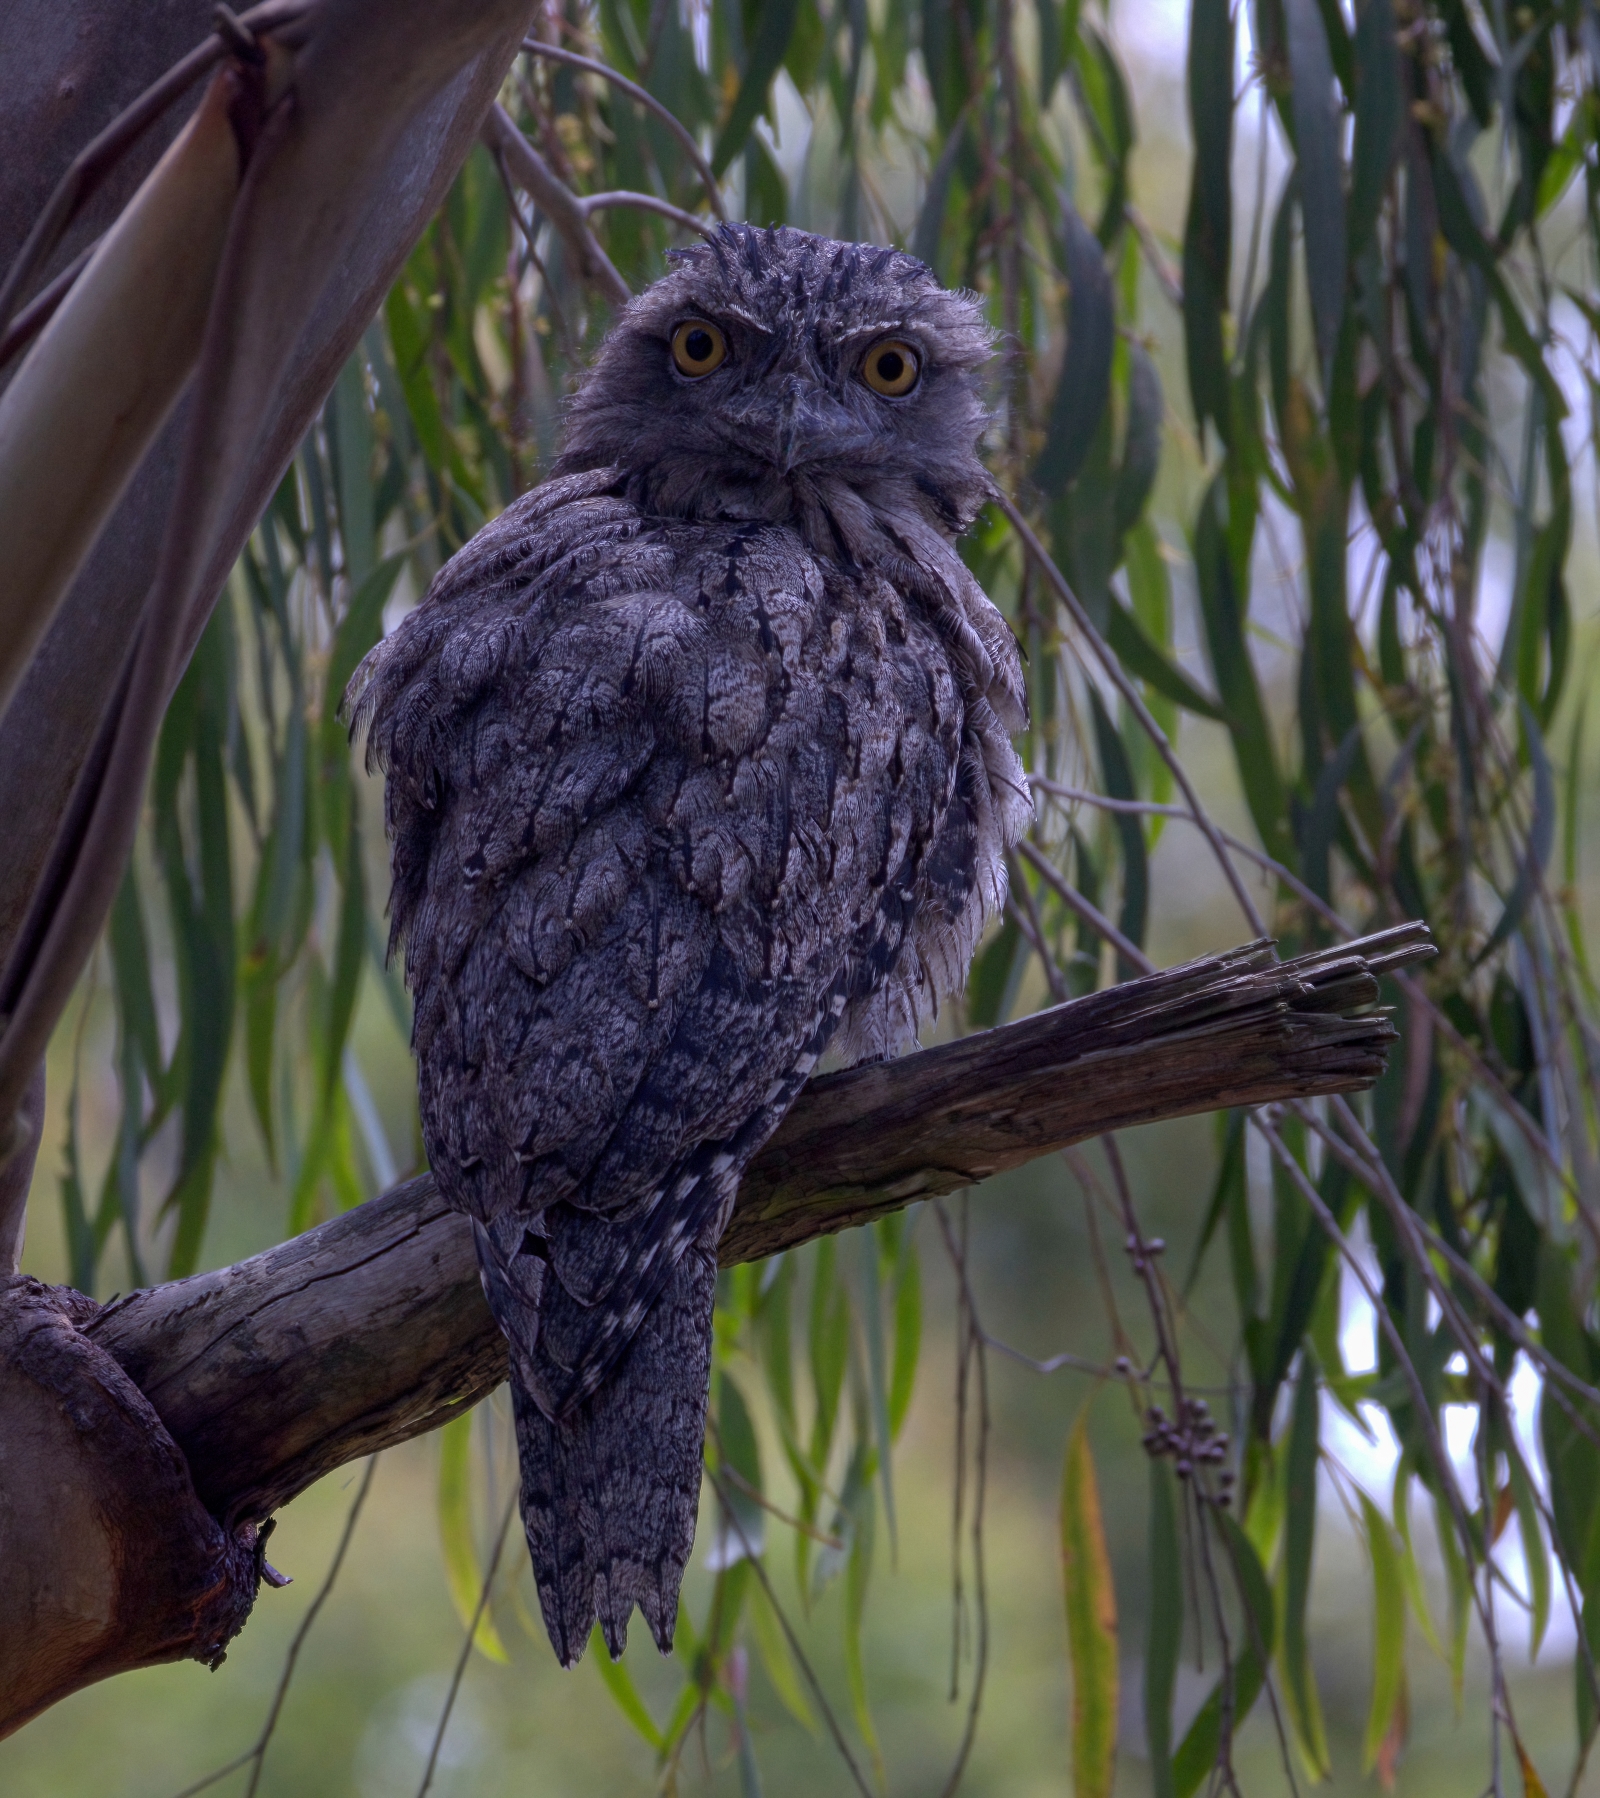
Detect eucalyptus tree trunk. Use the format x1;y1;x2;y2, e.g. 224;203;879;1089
0;0;536;1736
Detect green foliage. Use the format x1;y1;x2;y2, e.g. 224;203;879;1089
54;0;1600;1789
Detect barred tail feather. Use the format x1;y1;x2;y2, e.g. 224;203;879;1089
508;1244;717;1667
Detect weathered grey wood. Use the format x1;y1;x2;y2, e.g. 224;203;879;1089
88;924;1431;1528
0;1276;257;1738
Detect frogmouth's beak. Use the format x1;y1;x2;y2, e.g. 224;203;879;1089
771;377;876;475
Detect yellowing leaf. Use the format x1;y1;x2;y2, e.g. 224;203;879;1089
1373;1668;1409;1792
1516;1737;1550;1798
1062;1408;1118;1798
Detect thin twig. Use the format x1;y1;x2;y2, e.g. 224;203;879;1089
580;190;717;239
489;147;584;371
993;489;1267;934
1124;203;1183;310
1004;851;1069;1002
1030;774;1578;1207
701;1461;877;1798
945;1195;971;1704
483;103;631;308
1309;1095;1600;1428
170;1457;378;1798
933;1198;991;1798
980;1335;1113;1378
1017;838;1153;975
416;1487;519;1798
520;40;729;222
1061;1149;1137;1371
716;1460;845;1549
1253;1116;1495;1648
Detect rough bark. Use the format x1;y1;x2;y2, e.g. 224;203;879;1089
92;926;1422;1524
0;927;1428;1738
0;1278;260;1738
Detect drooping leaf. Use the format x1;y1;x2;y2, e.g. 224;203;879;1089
966;914;1026;1029
1172;1515;1273;1797
855;1228;897;1556
712;0;800;176
1038;0;1082;104
1089;686;1147;976
887;1229;921;1439
1182;0;1234;445
910;106;971;273
1280;1354;1331;1776
838;1442;884;1785
1034;202;1114;497
1106;594;1226;721
591;1624;666;1744
1475;701;1557;965
1361;1488;1406;1771
1286;0;1347;387
1192;476;1292;864
1349;0;1403;255
156;615;236;1278
326;553;406;729
437;1412;509;1663
1072;24;1135;244
1113;340;1163;540
1061;1408;1118;1798
1506;1439;1551;1662
748;1576;816;1734
707;1373;766;1570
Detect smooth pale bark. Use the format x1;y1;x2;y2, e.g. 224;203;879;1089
0;69;244;719
0;4;531;976
0;3;542;1227
0;0;543;1739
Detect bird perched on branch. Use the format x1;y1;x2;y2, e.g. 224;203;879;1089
351;224;1029;1666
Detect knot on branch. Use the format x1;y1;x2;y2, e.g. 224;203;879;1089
0;1275;263;1738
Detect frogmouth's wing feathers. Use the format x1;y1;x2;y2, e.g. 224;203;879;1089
353;470;968;1414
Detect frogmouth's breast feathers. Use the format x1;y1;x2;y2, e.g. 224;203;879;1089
350;468;1021;1408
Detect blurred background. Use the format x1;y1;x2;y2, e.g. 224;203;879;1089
5;0;1600;1792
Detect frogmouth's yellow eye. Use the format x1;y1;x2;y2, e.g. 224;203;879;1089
861;339;920;396
670;319;727;377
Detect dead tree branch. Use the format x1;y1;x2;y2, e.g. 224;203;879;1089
96;924;1425;1521
0;923;1425;1736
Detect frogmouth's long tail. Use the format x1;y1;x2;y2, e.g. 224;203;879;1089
473;1214;719;1667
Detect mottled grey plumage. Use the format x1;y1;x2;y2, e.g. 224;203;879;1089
350;225;1029;1667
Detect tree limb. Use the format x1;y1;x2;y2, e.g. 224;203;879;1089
86;924;1430;1525
481;102;632;305
0;923;1428;1735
